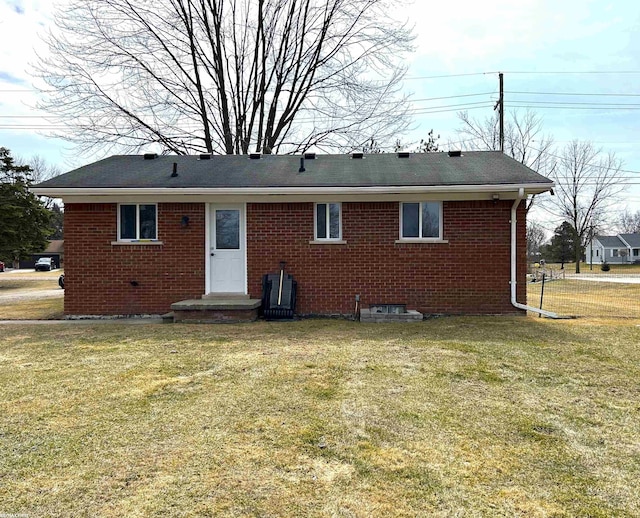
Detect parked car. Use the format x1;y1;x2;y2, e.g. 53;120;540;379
0;260;5;272
58;273;65;289
34;257;55;271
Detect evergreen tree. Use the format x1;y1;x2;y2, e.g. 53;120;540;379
48;203;64;240
0;148;52;261
542;222;581;269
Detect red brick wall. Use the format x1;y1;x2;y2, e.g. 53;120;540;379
64;200;527;316
246;201;527;315
64;203;205;315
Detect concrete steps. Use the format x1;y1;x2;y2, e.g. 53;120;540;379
169;295;261;323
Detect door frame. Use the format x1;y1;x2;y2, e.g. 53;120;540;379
204;202;247;295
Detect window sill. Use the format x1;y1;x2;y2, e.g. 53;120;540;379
111;240;164;246
309;240;347;245
395;239;449;244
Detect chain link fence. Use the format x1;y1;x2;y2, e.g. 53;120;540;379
527;266;640;318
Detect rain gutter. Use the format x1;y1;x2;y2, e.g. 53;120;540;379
511;188;559;318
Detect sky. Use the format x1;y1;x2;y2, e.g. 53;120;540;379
1;0;640;228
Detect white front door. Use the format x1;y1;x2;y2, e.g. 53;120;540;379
209;204;246;293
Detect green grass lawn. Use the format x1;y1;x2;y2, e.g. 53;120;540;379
2;317;640;516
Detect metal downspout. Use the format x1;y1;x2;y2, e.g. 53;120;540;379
511;188;559;318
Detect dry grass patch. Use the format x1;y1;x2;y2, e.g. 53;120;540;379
0;278;61;293
528;279;640;318
0;296;64;320
0;275;64;319
1;317;640;516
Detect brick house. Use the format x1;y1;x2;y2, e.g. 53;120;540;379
33;151;553;318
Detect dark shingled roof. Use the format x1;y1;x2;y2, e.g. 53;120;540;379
596;236;626;248
620;233;640;247
35;151;553;190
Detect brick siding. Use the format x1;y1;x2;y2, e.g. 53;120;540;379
63;203;205;315
246;201;527;316
64;200;527;316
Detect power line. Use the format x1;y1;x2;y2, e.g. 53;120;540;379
503;70;640;75
526;144;640;176
407;70;640;80
509;102;640;109
548;140;640;145
410;92;493;102
507;104;640;111
0;101;495;129
404;72;499;80
507;90;640;97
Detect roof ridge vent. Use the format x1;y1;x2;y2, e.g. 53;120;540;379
249;153;261;160
351;152;364;159
448;150;462;157
143;153;158;160
199;154;211;160
397;152;410;158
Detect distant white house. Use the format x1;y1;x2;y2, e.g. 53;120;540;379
588;234;640;264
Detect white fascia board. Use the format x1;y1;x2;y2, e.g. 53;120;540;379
32;182;554;198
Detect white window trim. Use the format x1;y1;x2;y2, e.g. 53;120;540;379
398;201;444;242
117;203;159;242
314;202;343;241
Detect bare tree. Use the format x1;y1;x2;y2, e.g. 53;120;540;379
526;220;547;263
14;154;62;184
457;109;555;211
34;0;414;156
544;140;625;273
618;209;640;234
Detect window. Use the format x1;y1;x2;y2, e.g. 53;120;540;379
215;209;240;249
118;204;157;241
400;202;442;240
613;249;619;257
315;203;341;240
634;249;639;257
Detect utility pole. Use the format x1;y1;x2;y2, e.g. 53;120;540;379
493;72;504;152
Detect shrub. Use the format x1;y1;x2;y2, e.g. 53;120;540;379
601;262;610;272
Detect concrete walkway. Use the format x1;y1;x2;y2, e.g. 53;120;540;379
569;274;640;284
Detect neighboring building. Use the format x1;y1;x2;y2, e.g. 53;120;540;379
19;240;64;269
588;233;640;264
32;151;553;318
